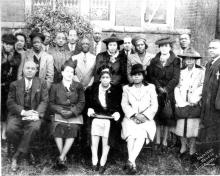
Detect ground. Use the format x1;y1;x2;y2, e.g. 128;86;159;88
1;140;220;175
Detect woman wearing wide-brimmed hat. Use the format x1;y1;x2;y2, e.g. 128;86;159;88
147;36;181;153
127;35;154;83
93;33;127;86
121;64;158;174
174;48;205;160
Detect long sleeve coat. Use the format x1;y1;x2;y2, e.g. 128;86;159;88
49;81;85;124
86;82;123;147
147;51;180;126
7;77;48;119
121;83;158;142
197;58;220;148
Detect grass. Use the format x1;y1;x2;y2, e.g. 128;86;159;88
1;141;220;175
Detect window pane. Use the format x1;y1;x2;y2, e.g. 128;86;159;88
89;0;110;21
144;0;167;24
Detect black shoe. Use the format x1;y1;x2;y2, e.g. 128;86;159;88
53;157;68;171
99;165;106;174
130;165;137;175
28;153;36;165
92;164;99;172
124;160;134;174
179;152;188;160
11;158;18;172
161;145;168;154
190;154;198;164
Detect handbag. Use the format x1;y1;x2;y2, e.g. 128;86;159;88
161;94;173;119
175;105;201;119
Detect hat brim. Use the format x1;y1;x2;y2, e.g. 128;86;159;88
178;55;202;59
130;69;145;76
29;33;45;41
155;39;175;45
103;38;123;45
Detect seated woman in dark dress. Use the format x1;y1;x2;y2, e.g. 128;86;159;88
49;60;85;170
87;65;122;174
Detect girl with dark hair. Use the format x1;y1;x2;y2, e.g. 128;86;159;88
121;64;158;174
49;60;85;170
87;66;122;174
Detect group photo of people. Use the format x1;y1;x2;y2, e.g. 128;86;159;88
1;0;220;175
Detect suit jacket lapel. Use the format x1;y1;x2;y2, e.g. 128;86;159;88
31;78;40;105
17;78;25;106
39;52;46;77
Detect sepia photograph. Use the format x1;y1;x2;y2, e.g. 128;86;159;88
1;0;220;175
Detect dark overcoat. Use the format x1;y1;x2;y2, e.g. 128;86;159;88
86;82;123;147
94;51;127;86
1;49;22;120
7;77;48;119
147;51;181;126
197;58;220;151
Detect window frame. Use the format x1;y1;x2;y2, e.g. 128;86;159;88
141;0;175;30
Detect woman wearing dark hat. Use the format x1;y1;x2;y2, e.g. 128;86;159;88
49;60;85;171
127;35;154;83
147;36;181;152
19;32;54;88
1;33;22;141
121;64;158;174
94;33;127;86
174;49;204;159
87;65;122;174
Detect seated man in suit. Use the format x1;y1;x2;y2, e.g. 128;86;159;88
6;60;48;171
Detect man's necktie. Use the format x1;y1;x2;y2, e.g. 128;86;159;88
94;43;97;55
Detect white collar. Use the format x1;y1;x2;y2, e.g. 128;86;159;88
24;78;33;88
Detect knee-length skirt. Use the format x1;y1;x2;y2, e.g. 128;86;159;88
175;118;200;138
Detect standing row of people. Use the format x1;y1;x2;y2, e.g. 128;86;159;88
1;29;220;173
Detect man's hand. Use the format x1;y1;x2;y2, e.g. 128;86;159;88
61;110;73;119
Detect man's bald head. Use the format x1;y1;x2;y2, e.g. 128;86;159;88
23;61;38;79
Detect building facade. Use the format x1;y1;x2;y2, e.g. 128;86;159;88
1;0;219;63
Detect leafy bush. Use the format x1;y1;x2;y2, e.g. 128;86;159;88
25;0;93;43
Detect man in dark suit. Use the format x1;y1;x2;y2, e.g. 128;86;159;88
119;36;135;85
6;60;48;171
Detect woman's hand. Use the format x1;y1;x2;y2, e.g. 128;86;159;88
61;110;73;119
135;113;147;123
112;112;120;121
87;108;95;117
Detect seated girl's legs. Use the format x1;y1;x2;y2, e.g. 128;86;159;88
162;126;168;146
156;125;161;144
127;137;135;160
91;135;100;166
180;137;187;153
129;137;145;167
189;137;196;155
1;121;7;140
60;138;75;161
100;137;110;166
55;138;63;154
